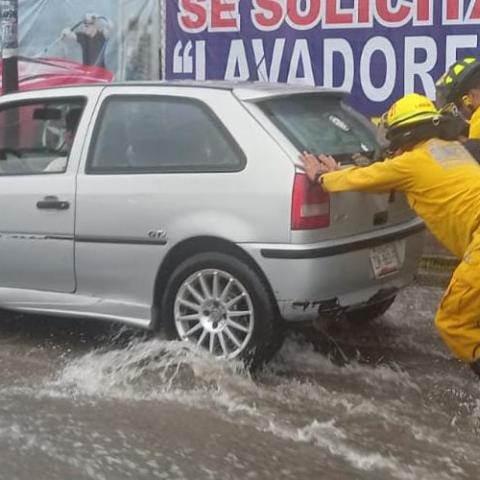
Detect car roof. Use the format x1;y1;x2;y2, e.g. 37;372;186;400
0;80;347;101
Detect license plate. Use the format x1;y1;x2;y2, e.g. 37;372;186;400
370;243;401;279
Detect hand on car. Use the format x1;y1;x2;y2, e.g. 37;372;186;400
300;152;340;183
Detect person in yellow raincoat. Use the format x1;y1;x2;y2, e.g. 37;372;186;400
436;56;480;139
301;93;480;378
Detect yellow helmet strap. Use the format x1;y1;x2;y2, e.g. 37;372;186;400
463;95;473;107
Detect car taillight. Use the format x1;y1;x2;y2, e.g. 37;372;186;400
291;173;330;230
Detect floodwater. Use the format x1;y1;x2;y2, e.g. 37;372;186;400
0;285;478;480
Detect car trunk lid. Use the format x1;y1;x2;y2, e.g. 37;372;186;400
238;90;416;243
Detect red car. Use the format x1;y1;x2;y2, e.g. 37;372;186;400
0;56;114;91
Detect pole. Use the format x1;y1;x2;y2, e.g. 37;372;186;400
118;0;125;80
159;0;165;80
1;0;19;94
151;0;160;80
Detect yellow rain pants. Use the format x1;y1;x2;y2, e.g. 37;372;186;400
435;230;480;362
321;138;480;363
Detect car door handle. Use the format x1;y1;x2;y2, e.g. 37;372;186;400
36;196;70;210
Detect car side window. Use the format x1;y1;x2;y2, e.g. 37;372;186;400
87;95;245;174
0;98;85;175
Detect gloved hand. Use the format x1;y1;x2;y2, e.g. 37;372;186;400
61;27;74;39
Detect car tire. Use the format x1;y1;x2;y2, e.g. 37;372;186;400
161;252;283;369
344;296;396;324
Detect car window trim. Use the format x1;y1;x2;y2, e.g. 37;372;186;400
0;96;87;114
0;95;87;177
85;94;247;175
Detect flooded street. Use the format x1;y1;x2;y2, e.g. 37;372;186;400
0;285;478;480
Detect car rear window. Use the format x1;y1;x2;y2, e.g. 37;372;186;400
259;94;378;162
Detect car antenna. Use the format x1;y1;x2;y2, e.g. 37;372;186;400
251;6;291;83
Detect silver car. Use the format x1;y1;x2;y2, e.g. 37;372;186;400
0;82;424;367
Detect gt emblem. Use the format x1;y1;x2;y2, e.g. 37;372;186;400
147;230;168;243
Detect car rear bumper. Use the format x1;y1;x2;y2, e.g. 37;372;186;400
240;219;426;322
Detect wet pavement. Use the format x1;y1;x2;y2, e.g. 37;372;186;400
0;285;478;480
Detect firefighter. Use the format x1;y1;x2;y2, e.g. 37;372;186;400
300;93;480;378
436;56;480;139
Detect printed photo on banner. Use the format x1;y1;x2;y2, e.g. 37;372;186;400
0;0;161;90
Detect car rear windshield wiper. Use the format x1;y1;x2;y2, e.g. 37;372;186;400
326;150;377;166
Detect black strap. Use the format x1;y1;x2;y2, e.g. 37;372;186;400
463;139;480;163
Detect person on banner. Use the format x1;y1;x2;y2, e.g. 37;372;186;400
300;93;480;379
61;13;111;68
436;57;480;139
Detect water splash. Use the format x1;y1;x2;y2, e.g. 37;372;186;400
2;284;472;480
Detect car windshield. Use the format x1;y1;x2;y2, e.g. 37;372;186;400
259;94;379;163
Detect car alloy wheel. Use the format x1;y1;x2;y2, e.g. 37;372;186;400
174;268;255;359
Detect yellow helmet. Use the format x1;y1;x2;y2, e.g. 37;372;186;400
384;93;440;131
435;56;480;108
380;94;456;151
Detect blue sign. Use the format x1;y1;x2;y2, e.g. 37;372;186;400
166;0;480;116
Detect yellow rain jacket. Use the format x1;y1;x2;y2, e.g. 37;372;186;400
321;138;480;362
469;107;480;139
322;139;480;258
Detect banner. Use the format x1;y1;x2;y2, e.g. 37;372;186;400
0;0;161;89
165;1;480;116
0;0;18;56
